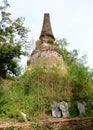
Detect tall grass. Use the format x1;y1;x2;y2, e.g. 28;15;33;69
0;64;93;120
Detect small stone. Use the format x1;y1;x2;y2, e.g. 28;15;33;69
51;101;62;118
77;102;86;114
58;101;69;117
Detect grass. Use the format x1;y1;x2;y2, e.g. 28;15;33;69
0;64;93;122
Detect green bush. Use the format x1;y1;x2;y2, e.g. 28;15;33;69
69;104;78;117
0;60;93;120
68;64;93;102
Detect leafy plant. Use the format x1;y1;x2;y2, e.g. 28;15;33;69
0;0;30;78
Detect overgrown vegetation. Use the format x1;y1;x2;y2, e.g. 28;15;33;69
0;1;93;128
0;40;93;121
0;59;93;120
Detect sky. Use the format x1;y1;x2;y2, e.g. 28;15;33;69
1;0;93;69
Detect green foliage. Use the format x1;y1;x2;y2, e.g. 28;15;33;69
56;38;69;49
56;39;79;65
31;123;43;130
0;0;30;78
58;126;67;130
69;64;92;102
0;61;93;120
69;104;78;117
0;65;71;119
47;38;54;44
57;38;93;102
47;125;54;130
0;37;93;122
4;127;22;130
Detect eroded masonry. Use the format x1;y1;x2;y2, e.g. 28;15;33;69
29;13;66;73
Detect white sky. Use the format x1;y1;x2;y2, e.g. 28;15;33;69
1;0;93;69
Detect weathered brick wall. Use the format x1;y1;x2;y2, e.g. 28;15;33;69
0;117;93;129
43;117;93;130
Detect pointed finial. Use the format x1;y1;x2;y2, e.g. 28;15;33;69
39;13;55;42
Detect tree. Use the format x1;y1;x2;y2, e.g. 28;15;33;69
56;38;69;49
56;38;78;65
0;0;30;78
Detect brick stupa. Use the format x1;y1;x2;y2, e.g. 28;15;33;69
28;13;66;74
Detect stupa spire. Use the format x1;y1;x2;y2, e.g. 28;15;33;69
39;13;55;42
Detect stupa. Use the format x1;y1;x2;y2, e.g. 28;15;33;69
29;13;66;74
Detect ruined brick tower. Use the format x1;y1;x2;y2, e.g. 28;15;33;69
29;13;66;74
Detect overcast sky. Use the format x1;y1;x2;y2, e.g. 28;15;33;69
1;0;93;69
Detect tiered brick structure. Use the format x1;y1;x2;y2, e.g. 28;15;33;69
29;13;66;74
